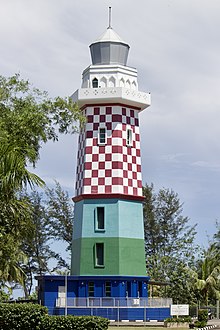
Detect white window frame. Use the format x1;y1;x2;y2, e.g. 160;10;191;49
98;126;106;145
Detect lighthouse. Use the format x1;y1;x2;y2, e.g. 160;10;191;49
71;11;151;296
36;12;171;321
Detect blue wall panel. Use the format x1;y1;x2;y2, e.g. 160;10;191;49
55;307;170;321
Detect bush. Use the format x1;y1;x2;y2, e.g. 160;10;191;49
165;316;192;323
193;309;208;328
194;320;207;328
198;309;208;323
0;303;109;330
42;315;109;330
0;303;48;330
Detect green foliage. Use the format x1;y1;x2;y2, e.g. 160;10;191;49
194;223;220;305
194;320;207;328
45;181;74;251
198;309;208;322
0;74;83;165
0;303;48;330
0;234;27;288
0;72;82;225
0;73;83;290
19;185;74;297
0;303;109;330
193;310;208;328
19;190;58;297
143;183;198;303
0;288;11;302
165;316;192;323
42;315;109;330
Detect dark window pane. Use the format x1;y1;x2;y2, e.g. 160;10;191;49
97;207;104;230
127;129;132;146
88;282;94;297
99;128;106;144
105;281;111;297
92;78;98;88
96;243;104;266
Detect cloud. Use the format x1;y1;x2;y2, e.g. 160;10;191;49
1;0;219;244
191;160;220;171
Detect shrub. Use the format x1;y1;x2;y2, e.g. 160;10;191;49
193;309;208;328
165;316;192;323
42;315;109;330
198;309;208;323
0;303;109;330
194;320;207;328
0;303;48;330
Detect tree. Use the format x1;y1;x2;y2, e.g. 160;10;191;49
45;181;74;251
143;183;198;303
0;73;82;229
19;184;74;298
19;191;57;298
0;74;83;164
0;73;83;290
0;143;43;290
0;234;27;293
0;143;44;234
194;224;220;305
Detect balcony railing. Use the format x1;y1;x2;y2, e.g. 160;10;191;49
56;297;172;308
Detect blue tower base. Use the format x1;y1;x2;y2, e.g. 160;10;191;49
36;275;171;321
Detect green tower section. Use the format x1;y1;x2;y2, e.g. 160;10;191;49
71;198;146;276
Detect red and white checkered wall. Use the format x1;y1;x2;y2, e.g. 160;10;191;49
75;105;143;197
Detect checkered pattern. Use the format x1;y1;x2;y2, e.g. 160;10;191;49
75;106;143;197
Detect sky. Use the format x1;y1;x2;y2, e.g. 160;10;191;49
0;0;220;247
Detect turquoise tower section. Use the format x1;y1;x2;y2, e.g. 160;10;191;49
72;198;146;276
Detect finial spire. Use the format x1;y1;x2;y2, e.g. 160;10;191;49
108;7;112;29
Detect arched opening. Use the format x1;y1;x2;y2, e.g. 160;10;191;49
131;81;137;90
120;78;125;87
92;78;98;88
109;76;116;87
126;79;131;88
100;76;107;88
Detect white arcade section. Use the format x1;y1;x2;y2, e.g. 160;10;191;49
82;64;138;90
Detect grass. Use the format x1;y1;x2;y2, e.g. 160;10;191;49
109;328;158;330
109;328;163;330
108;325;189;330
109;328;165;330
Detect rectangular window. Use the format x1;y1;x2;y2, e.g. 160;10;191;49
98;127;106;145
95;207;105;231
105;281;111;297
138;281;142;297
95;243;104;267
88;282;94;297
127;128;132;146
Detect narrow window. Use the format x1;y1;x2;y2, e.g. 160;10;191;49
98;127;106;145
127;281;131;297
88;282;94;297
92;78;98;88
95;243;104;267
105;281;111;297
138;281;142;297
95;207;105;231
127;128;132;147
